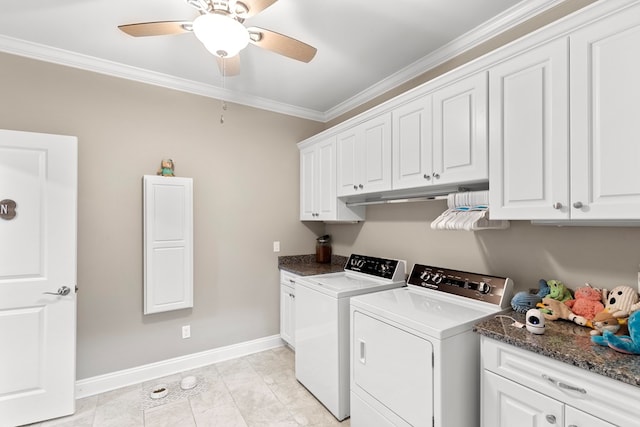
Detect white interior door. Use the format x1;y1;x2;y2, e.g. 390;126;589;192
0;129;77;426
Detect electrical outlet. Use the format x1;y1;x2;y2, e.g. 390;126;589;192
182;325;191;339
273;241;281;252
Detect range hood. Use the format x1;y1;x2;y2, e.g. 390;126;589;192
344;182;489;207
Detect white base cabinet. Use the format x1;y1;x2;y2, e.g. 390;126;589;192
481;337;638;427
279;271;298;348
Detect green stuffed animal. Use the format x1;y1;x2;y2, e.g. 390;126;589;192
547;280;573;303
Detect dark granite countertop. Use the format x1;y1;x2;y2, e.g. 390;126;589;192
278;254;348;276
474;310;640;388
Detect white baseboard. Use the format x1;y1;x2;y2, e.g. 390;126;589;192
75;335;284;399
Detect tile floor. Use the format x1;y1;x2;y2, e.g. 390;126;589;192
26;346;350;427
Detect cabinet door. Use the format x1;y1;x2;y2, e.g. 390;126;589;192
280;284;295;348
316;137;337;220
570;4;640;219
483;370;563;427
392;95;433;190
565;406;615;427
337;114;392;196
299;145;317;220
488;37;569;220
433;72;488;185
336;128;360;197
360;113;392;194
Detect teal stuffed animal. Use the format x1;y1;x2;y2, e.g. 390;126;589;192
511;279;550;313
547;280;573;303
592;310;640;355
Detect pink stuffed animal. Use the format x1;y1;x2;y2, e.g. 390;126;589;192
565;285;605;321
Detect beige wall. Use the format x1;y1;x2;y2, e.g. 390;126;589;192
327;202;640;294
0;52;324;379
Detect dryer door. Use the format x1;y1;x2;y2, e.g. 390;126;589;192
352;311;434;427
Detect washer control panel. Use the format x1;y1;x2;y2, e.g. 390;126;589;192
408;264;513;308
345;254;405;282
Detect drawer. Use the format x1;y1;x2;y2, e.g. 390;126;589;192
280;270;300;286
481;336;640;426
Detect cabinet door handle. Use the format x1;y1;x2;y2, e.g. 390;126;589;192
573;201;583;209
423;174;431;181
353;185;358;190
359;339;366;364
358;184;363;189
432;173;440;179
552;202;562;209
568;425;578;427
545;414;556;424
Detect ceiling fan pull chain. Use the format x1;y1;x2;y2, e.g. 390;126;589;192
220;55;227;124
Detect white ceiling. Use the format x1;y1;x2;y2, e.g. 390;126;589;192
0;0;562;121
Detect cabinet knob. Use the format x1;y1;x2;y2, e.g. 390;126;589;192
423;174;431;181
359;184;363;189
545;414;556;424
432;173;440;179
552;202;562;209
573;201;583;209
353;185;358;190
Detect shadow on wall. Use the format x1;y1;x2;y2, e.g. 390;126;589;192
326;201;640;293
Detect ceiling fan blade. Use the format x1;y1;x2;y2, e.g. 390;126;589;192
247;27;317;63
216;55;241;76
118;21;192;37
239;0;278;18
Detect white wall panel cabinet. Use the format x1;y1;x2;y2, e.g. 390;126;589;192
393;72;488;191
337;113;392;197
143;175;193;315
300;137;365;222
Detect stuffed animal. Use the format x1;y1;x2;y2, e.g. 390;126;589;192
537;297;587;326
511;279;550;313
603;286;640;319
565;284;605;321
157;158;175;177
546;280;573;303
590;310;626;337
592;310;640;355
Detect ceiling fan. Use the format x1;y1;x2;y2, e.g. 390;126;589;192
118;0;317;76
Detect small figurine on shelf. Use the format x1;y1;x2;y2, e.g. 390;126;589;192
157;158;175;177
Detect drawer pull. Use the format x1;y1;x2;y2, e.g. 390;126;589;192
289;279;295;285
542;374;586;395
558;381;586;394
359;339;366;365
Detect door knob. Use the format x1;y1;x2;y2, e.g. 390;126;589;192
43;286;71;296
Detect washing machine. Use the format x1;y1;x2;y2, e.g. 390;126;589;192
295;254;406;421
350;263;514;427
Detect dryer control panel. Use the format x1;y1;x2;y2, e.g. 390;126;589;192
408;264;514;308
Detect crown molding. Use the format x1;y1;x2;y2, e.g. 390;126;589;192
0;0;565;123
0;35;326;122
322;0;567;121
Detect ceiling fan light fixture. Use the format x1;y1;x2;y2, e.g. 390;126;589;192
193;13;249;58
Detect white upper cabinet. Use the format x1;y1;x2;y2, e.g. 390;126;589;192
337;113;392;197
393;72;488;191
489;38;569;220
392;94;433;189
570;3;640;220
300;137;365;222
433;72;488;185
491;2;640;221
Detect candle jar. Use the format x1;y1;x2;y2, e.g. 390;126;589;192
315;235;332;263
